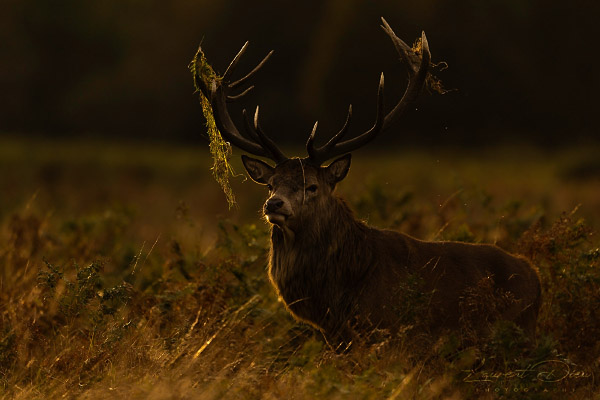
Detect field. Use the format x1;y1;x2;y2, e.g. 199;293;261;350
1;136;599;399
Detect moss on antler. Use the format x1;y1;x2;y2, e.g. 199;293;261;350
411;37;449;95
190;47;237;209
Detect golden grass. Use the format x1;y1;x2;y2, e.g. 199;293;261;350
0;136;599;399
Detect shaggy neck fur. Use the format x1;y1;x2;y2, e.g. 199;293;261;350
268;195;374;338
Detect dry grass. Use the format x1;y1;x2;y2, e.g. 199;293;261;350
0;137;599;399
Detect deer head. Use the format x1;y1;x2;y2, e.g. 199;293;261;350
241;155;351;230
193;18;431;229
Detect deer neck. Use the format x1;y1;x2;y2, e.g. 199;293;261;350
269;195;372;285
268;196;372;332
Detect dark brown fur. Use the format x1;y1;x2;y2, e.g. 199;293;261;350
243;156;542;347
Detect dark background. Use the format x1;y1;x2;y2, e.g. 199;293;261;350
1;0;598;147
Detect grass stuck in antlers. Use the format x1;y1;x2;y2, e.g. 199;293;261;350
190;45;238;209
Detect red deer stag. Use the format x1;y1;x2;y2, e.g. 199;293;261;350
193;18;541;347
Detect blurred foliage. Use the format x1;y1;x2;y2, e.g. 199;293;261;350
1;0;598;145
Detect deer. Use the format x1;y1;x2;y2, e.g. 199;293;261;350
193;18;542;348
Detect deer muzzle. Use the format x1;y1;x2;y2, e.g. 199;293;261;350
264;197;289;225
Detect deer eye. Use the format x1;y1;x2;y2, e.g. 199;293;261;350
266;184;273;191
306;184;318;193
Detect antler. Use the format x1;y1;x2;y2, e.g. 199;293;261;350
193;42;287;164
306;17;432;165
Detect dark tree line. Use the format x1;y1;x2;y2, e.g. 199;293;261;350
1;0;598;146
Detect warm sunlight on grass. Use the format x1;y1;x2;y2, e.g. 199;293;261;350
1;137;599;399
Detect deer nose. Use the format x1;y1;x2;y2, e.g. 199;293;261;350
265;198;284;213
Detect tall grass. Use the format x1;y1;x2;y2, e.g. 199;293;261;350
0;137;599;398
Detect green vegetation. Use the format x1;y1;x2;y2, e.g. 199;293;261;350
190;46;237;209
0;137;599;399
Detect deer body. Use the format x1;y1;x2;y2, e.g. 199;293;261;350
245;158;541;345
193;18;542;346
270;210;541;343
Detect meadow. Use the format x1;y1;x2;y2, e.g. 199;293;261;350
0;136;599;399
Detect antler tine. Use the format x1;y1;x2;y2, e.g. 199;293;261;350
243;107;287;163
305;121;319;160
306;18;431;165
380;18;414;72
321;104;353;150
251;106;288;163
306;104;353;161
195;42;286;163
209;87;269;157
223;41;249;81
242;108;260;141
308;75;384;165
230;50;274;89
382;30;430;131
373;73;386;133
227;85;254;102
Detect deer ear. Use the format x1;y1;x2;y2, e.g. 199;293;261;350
241;155;274;185
325;154;351;186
